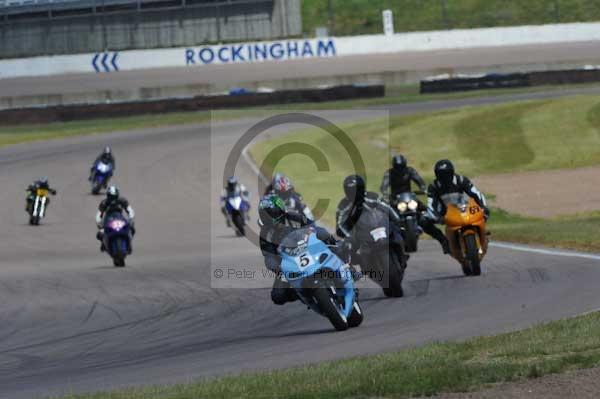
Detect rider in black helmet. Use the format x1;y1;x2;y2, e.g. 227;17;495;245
421;159;490;254
336;174;402;238
95;186;135;252
380;155;427;199
258;194;339;305
220;176;250;226
89;146;116;181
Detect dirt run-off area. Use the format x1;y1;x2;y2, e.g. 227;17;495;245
474;166;600;218
424;367;600;399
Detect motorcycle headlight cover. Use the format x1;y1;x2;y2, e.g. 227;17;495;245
397;202;408;212
408;200;418;211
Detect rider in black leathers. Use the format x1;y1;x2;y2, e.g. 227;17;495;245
258;194;338;305
25;177;57;213
95;186;135;252
422;159;490;254
335;175;404;266
263;173;314;222
380;155;427;199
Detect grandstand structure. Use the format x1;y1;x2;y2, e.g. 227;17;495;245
0;0;301;58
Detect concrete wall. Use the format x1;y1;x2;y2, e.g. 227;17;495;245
3;22;600;79
0;0;301;58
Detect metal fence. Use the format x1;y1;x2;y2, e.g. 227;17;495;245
0;0;301;59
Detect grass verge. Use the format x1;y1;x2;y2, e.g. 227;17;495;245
2;83;600;148
302;0;600;36
57;311;600;398
249;94;600;251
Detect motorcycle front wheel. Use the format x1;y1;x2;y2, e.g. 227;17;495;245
463;234;481;276
313;285;349;331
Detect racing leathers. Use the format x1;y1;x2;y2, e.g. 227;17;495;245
422;174;489;253
380;166;427;199
335;191;404;265
263;184;314;222
95;197;135;251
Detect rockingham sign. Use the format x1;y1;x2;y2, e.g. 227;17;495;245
2;22;600;79
185;39;337;65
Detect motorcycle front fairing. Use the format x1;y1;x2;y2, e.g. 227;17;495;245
103;213;131;254
279;229;355;318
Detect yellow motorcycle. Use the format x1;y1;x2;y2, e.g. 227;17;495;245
28;187;53;225
444;194;488;276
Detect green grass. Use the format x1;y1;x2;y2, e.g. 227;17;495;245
302;0;600;36
3;82;600;148
56;310;600;398
249;94;600;251
490;209;600;252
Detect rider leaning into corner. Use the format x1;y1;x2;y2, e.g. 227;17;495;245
220;176;251;226
263;173;314;222
89;146;116;181
95;186;136;252
258;194;341;305
25;177;57;212
335;174;403;262
422;159;490;254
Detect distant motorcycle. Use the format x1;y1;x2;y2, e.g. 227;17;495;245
102;213;132;267
352;206;406;297
91;161;113;195
279;227;363;331
390;191;423;253
225;191;250;236
444;194;488;276
28;187;53;225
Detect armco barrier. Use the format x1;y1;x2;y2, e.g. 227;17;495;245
420;73;530;93
420;68;600;94
0;84;384;126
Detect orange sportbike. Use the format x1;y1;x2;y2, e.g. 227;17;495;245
444;194;488;276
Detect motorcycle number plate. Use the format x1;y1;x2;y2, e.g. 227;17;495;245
97;163;110;173
110;220;126;231
370;227;387;241
295;253;315;269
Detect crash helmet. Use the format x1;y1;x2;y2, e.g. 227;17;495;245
392;154;407;172
258;194;287;227
272;173;293;199
39;176;49;186
226;176;238;193
343;174;366;204
434;159;455;187
104;146;112;155
107;185;120;202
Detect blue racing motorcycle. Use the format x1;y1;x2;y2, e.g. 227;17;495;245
102;212;132;267
225;191;250;236
279;227;363;331
91;161;113;195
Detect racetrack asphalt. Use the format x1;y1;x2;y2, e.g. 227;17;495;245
1;91;600;398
